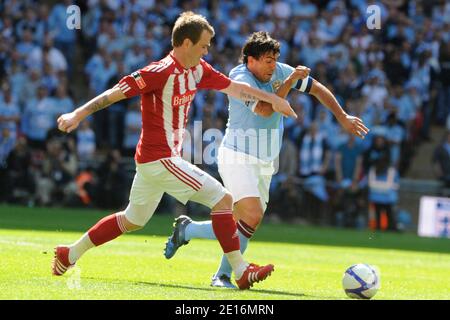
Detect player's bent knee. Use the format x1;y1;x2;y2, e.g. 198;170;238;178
123;202;156;228
241;211;263;230
212;192;233;211
235;198;264;229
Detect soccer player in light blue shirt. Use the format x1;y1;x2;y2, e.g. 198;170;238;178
164;32;369;288
221;58;311;162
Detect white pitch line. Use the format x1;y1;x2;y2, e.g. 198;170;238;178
0;239;45;248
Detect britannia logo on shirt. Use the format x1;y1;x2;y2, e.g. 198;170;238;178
173;93;196;106
131;71;146;89
272;79;282;91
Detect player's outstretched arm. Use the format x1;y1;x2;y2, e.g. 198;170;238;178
221;80;297;118
57;87;126;133
309;79;370;139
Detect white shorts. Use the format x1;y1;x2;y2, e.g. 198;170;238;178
218;147;274;212
129;156;227;210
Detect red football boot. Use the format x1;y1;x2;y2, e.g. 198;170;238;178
235;263;274;290
52;246;74;276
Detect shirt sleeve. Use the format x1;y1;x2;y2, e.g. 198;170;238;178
114;63;166;98
197;60;232;91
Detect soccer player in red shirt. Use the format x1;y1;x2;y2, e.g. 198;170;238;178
53;11;296;290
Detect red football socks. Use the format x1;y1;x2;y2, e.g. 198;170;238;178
87;213;128;246
211;210;240;253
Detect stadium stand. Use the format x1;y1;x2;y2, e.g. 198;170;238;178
0;0;449;231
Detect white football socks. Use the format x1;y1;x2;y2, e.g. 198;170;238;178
216;230;249;277
68;232;95;264
224;250;248;279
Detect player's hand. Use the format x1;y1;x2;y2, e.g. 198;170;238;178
57;112;81;133
288;65;311;82
272;96;297;118
336;114;369;139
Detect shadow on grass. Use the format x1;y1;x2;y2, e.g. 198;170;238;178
136;281;308;299
82;277;308;299
1;205;449;254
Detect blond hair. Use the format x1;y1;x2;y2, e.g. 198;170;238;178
171;11;215;47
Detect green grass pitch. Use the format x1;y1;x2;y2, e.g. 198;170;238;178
0;205;449;300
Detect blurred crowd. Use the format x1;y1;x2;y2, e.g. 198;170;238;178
0;0;449;231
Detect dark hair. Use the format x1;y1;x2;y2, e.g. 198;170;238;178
171;11;215;47
240;31;281;64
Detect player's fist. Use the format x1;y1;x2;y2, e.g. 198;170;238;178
57;112;80;133
289;65;310;81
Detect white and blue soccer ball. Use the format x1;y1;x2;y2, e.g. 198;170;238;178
342;264;381;299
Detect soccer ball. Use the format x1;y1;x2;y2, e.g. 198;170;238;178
342;264;380;299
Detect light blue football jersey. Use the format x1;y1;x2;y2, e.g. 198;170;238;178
222;62;313;161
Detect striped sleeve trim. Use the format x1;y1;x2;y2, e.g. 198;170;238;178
114;81;131;94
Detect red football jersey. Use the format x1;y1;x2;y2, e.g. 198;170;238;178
115;52;231;163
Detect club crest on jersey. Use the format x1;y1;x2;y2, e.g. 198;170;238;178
272;80;282;91
132;71;146;89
